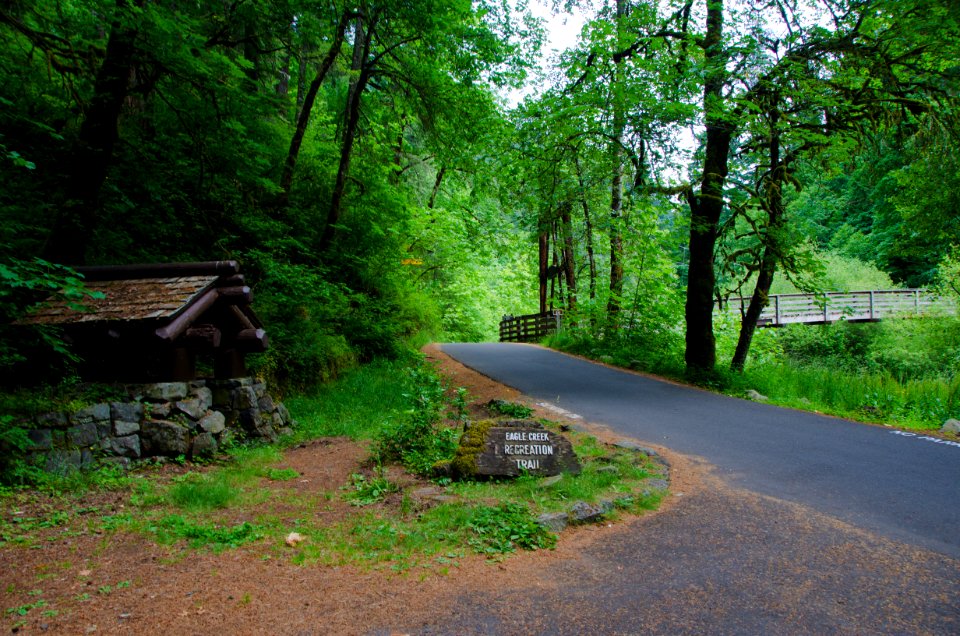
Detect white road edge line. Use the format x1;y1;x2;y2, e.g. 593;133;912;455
890;430;960;449
536;402;583;420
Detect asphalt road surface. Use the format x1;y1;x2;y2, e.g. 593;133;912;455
441;343;960;558
386;342;960;635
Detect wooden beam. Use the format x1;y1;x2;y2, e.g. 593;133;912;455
185;324;222;348
217;274;246;287
236;328;269;352
77;261;240;281
218;286;253;304
155;289;219;342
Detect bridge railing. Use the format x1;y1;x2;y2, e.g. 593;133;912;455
719;289;955;327
499;311;563;343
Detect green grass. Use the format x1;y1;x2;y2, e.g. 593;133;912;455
285;358;417;440
550;315;960;432
0;354;668;573
740;362;960;430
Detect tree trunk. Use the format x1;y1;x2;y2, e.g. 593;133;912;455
560;202;577;312
538;229;549;314
574;155;597;300
319;15;373;250
731;105;784;371
428;165;445;209
607;0;627;318
44;0;142;264
278;11;351;203
684;0;731;376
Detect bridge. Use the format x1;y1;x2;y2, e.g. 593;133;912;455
499;290;956;342
719;289;955;327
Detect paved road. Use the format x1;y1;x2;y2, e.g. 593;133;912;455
441;343;960;558
372;343;959;635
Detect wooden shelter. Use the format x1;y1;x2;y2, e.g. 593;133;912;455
22;261;268;381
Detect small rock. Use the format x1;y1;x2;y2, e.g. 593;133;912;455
107;435;141;459
175;398;205;421
569;500;614;525
941;419;960;435
745;389;768;402
148;402;173;419
192;386;214;412
198;411;226;435
72;403;110;425
142;382;189;403
110;402;143;423
541;474;563;487
191;432;217;459
141;420;189;457
285;532;305;547
537;512;568;534
613;440;659;457
113;420;140;436
67;422;100;448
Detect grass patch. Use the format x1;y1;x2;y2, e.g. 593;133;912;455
285;358;418;440
0;353;668;573
148;514;262;552
739;362;960;430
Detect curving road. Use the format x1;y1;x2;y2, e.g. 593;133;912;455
442;342;960;558
380;343;960;635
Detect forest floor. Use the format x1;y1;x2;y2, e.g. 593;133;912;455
0;345;679;635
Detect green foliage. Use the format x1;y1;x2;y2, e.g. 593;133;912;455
286;359;419;440
264;468;299;481
777;318;960;382
150;515;261;551
167;472;240;512
343;470;399;507
936;247;960;301
466;502;556;554
0;415;35;483
374;363;460;476
0;257;104;382
487;400;533;419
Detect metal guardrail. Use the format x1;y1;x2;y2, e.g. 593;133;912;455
499;311;563;342
719;289;955;327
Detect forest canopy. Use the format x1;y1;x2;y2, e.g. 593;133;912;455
1;0;958;388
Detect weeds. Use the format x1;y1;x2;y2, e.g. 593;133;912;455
343;470;398;506
487;400;534;419
467;503;556;554
374;363;460;476
149;515;261;551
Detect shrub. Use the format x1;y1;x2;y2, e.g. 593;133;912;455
374;362;460;476
467;503;556;554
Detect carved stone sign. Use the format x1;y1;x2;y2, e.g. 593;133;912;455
453;419;581;478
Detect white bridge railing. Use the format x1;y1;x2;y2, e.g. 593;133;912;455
718;289;955;327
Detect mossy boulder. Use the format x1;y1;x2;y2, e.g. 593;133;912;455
452;419;580;479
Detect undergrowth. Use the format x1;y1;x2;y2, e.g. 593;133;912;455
0;352;667;576
548;314;960;431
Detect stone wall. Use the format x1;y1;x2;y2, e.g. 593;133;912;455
20;378;292;473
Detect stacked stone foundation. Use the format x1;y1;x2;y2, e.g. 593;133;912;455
18;378;292;473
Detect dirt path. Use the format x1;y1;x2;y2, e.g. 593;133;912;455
8;347;951;634
0;347;676;635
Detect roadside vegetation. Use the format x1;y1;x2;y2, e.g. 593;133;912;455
0;355;666;585
550;313;960;432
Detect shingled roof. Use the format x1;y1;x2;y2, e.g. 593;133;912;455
26;275;219;324
20;261;268;381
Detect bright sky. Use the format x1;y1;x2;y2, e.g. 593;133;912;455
504;1;588;107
